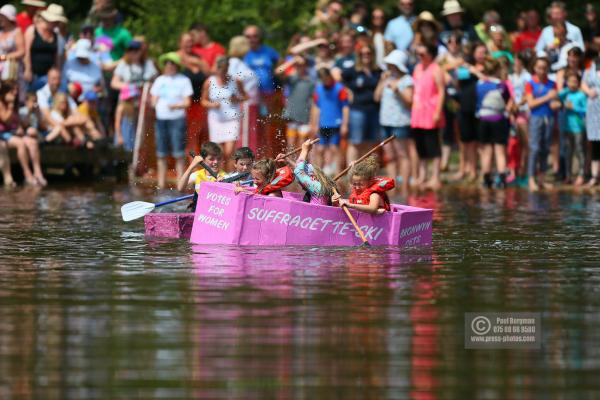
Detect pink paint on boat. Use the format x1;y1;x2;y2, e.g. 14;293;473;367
189;182;432;246
144;213;194;239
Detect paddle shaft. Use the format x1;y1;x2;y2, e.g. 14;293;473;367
333;135;395;181
282;138;320;158
333;188;369;245
189;151;219;179
155;194;195;207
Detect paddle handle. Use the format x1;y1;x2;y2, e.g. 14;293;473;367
333;135;395;181
222;172;251;183
282;138;320;158
333;188;369;245
189;151;219;179
155;194;195;207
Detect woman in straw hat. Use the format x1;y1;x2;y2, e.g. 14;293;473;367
23;3;65;92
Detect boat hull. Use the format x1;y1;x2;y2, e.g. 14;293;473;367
188;182;432;247
144;213;194;239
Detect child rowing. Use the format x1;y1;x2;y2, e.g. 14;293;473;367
276;138;337;205
234;159;294;197
177;142;226;210
332;155;395;214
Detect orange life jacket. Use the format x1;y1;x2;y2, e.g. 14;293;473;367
256;166;295;195
349;176;395;211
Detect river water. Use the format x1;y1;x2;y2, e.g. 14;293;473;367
1;184;599;399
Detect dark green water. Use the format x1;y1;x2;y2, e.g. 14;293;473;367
1;184;599;399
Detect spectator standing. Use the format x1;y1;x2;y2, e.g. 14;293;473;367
411;43;445;189
440;0;477;47
371;8;387;69
243;25;280;155
24;3;64;92
342;44;381;164
114;85;138;151
201;56;247;164
558;72;587;184
524;57;558;191
384;0;415;52
333;32;356;73
582;4;600;60
474;10;502;47
190;23;226;70
375;50;413;193
16;1;46;33
94;6;131;61
177;32;209;155
61;39;103;96
535;1;584;53
228;35;259;149
512;10;542;54
150;52;193;189
0;5;25;84
111;40;157;91
276;55;315;150
508;54;532;180
582;58;600;186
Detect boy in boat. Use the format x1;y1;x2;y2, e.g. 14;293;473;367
222;146;254;181
177;141;227;210
276;138;337;205
234;159;294;197
332;155;395;214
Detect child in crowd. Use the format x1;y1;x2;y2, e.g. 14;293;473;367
114;84;139;151
559;71;587;185
18;92;42;141
276;138;337;205
310;67;349;176
276;55;316;150
333;155;395;214
78;91;105;138
67;82;82;104
524;57;558;191
47;93;100;149
476;57;512;188
375;49;413;193
508;53;532;181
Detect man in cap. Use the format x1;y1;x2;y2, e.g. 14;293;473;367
16;0;46;33
61;39;104;96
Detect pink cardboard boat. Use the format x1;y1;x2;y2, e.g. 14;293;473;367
181;182;431;246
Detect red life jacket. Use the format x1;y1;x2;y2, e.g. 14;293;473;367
349;176;395;211
256;166;295;195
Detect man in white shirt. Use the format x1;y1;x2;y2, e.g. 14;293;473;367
384;0;415;52
36;67;78;128
535;1;585;53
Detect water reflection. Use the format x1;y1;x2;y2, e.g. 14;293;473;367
0;184;599;398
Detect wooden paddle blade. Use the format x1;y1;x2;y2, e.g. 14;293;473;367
121;201;155;222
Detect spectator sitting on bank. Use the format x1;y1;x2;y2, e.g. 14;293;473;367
0;81;46;185
18;92;42;141
47;92;100;148
114;84;139;151
16;1;46;33
78;90;106;137
67;81;82;104
62;38;104;97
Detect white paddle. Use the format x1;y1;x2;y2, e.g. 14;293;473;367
121;194;194;222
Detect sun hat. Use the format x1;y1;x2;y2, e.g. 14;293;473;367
413;11;442;33
158;51;182;69
68;81;82;100
0;5;17;22
441;0;465;17
74;38;93;60
96;7;118;19
83;90;98;102
383;50;409;73
119;84;140;101
40;3;67;23
22;0;47;7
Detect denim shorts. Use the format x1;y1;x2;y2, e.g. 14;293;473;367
155;117;186;158
0;131;13;141
381;125;411;140
349;107;379;144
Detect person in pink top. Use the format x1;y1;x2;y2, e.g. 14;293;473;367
411;43;445;189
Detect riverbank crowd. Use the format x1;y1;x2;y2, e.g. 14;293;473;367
1;0;600;193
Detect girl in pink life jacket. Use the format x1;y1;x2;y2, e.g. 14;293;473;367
333;155;395;214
